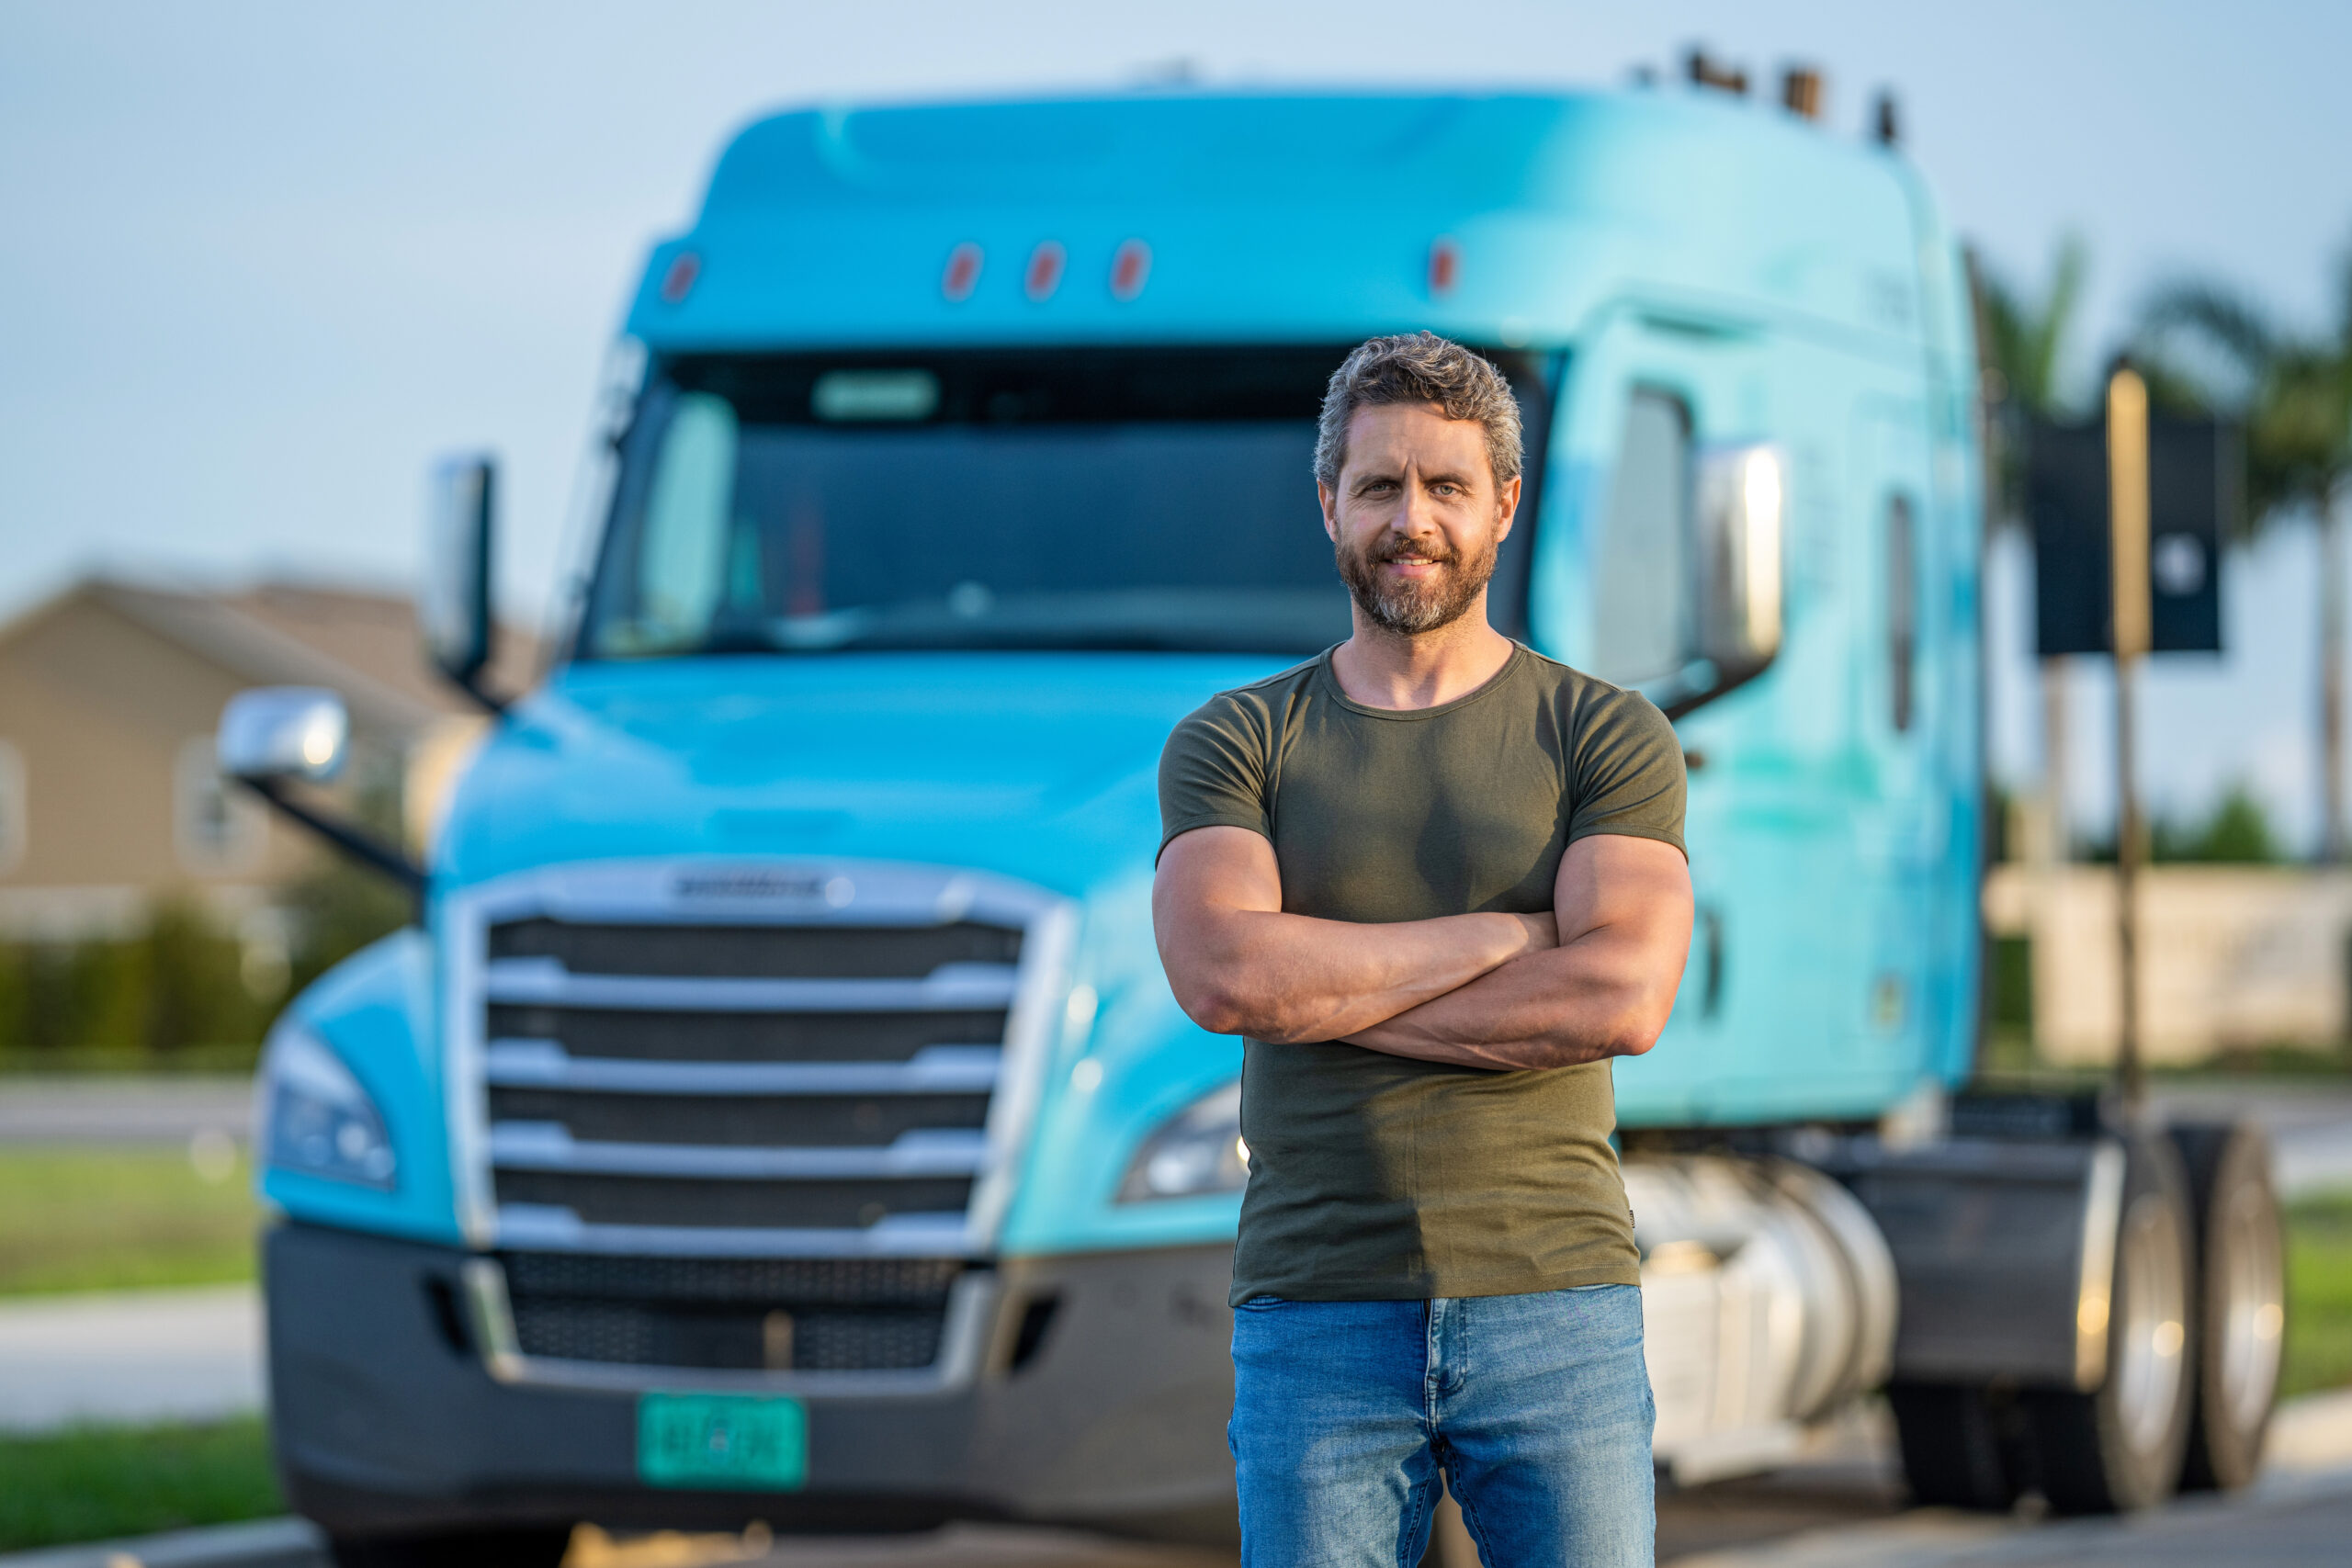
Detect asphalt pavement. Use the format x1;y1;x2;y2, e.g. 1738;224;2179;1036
0;1284;263;1431
0;1076;252;1145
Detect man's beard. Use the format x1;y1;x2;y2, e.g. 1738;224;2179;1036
1335;527;1501;637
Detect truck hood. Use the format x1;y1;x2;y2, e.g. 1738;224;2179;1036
437;651;1293;897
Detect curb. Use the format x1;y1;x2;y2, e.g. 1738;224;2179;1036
0;1519;321;1568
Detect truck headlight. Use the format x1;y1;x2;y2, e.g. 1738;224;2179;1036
1118;1079;1248;1201
255;1019;396;1189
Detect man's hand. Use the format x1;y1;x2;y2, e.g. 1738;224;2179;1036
1153;826;1552;1044
1342;835;1692;1070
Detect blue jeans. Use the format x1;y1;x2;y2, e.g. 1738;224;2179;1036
1229;1285;1654;1567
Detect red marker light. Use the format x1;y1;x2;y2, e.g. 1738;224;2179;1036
1428;238;1459;298
1110;239;1151;301
941;242;983;302
660;251;701;304
1024;241;1066;302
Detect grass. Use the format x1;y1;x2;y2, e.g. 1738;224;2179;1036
0;1416;282;1551
0;1146;257;1296
0;1045;263;1076
2284;1190;2352;1399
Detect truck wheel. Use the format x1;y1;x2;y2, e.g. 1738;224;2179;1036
2026;1133;2194;1514
1887;1384;2022;1510
327;1527;573;1568
2170;1120;2284;1491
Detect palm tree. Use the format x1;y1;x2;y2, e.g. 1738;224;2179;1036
1975;238;2090;864
1980;234;2090;439
2139;254;2352;861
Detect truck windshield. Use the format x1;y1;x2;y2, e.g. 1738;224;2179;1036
581;346;1549;658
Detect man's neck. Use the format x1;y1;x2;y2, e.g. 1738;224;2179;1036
1329;603;1515;711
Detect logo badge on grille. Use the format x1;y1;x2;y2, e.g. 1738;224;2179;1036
673;870;854;908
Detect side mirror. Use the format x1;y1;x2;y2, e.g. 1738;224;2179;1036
1694;444;1785;679
215;687;423;903
217;688;350;784
423;454;499;707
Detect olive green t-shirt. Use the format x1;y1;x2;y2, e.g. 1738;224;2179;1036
1157;642;1686;1305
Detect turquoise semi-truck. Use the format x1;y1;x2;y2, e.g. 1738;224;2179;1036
220;84;2285;1564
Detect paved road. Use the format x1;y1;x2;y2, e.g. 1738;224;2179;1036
0;1284;263;1431
2153;1081;2352;1194
0;1077;252;1145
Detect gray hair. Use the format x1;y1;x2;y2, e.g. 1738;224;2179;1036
1312;332;1523;492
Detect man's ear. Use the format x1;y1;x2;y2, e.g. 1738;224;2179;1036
1491;473;1523;543
1318;481;1340;543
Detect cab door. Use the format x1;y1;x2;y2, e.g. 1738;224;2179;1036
1851;400;1941;1086
1530;309;1770;1122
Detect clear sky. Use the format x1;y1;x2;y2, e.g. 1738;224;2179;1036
4;1;2348;841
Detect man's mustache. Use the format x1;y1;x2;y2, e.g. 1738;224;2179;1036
1363;535;1462;567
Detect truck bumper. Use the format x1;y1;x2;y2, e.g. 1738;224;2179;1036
265;1223;1238;1543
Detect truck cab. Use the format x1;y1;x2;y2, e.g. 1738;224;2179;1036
228;87;2281;1562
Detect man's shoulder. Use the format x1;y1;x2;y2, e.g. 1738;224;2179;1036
1178;651;1329;729
1218;651;1329;704
1512;645;1654;714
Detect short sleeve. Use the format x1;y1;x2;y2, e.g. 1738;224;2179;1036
1157;694;1275;863
1565;687;1689;861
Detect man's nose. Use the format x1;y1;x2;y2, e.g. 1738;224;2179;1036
1395;478;1444;537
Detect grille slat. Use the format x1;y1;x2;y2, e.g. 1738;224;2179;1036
483;964;1018;1013
489;1086;990;1147
484;1007;1009;1063
494;1168;974;1229
490;919;1022;978
482;1044;1001;1097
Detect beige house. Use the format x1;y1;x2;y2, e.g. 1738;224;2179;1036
0;577;534;944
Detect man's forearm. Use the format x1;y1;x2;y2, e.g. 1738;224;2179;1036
1162;907;1550;1044
1339;932;1678;1070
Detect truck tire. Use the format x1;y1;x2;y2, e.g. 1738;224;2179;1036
1888;1383;2023;1510
2170;1120;2284;1491
2025;1131;2195;1514
327;1527;573;1568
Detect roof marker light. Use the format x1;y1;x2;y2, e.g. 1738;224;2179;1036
659;251;700;304
1024;241;1066;302
1110;239;1151;301
1428;237;1459;298
941;242;983;302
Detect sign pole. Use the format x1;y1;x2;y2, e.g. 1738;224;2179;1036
2107;366;2152;1111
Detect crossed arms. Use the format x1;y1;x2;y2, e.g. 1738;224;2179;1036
1151;827;1694;1071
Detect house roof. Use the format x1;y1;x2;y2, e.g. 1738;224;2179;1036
0;576;539;739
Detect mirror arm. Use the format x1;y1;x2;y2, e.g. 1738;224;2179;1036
1659;659;1773;723
235;777;426;910
447;670;509;716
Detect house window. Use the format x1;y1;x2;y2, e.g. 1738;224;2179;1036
175;737;266;874
1590;389;1693;687
0;741;24;875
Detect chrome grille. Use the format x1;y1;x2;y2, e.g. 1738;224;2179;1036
456;861;1069;1288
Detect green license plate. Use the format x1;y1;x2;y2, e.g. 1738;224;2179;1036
637;1392;807;1490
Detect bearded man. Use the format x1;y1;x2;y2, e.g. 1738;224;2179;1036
1152;332;1694;1567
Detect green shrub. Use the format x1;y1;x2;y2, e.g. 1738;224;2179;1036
0;861;409;1066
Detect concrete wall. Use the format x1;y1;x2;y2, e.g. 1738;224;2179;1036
1984;864;2352;1065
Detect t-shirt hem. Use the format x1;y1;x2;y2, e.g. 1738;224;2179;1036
1156;813;1272;864
1564;821;1690;863
1227;1260;1642;1307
